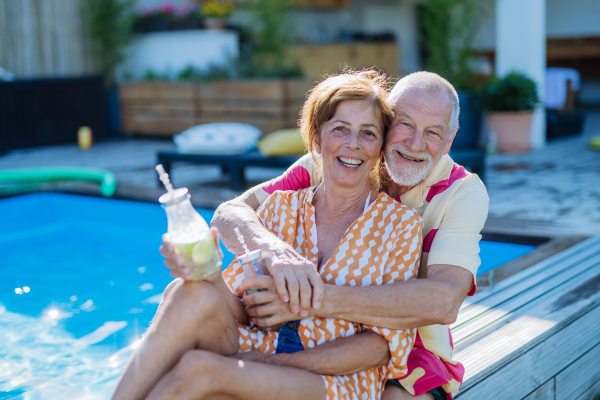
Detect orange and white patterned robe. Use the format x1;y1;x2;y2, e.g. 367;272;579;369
223;187;423;400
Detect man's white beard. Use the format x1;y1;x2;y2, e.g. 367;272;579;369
384;144;438;187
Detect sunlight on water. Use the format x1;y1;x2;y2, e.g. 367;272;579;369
0;303;134;399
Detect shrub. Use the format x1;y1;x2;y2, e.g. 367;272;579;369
84;0;136;88
482;71;540;112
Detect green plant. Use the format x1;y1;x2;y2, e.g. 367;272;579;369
84;0;136;88
482;71;540;112
142;68;171;81
419;0;490;91
248;0;295;72
176;64;231;81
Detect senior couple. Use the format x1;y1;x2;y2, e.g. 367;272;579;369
113;70;489;400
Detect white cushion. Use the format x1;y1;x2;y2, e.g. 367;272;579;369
174;123;262;155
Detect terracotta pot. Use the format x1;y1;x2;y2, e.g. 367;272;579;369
486;110;534;153
205;18;225;30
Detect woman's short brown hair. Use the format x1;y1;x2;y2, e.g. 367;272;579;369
298;69;393;186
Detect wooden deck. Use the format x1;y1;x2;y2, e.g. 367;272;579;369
454;234;600;399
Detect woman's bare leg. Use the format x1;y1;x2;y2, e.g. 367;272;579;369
146;350;326;400
113;280;239;400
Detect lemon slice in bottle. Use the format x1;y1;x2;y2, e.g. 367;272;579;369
191;237;215;265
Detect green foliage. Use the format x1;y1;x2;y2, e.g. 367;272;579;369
482;71;540;112
419;0;489;91
136;62;302;83
175;65;231;82
248;0;295;72
141;69;170;81
238;63;303;79
84;0;136;88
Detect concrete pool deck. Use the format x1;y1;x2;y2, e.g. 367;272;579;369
1;109;599;239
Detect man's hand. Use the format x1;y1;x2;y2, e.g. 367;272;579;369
260;240;324;317
212;189;324;318
241;274;301;327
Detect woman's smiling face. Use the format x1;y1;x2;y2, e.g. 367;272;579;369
314;99;384;190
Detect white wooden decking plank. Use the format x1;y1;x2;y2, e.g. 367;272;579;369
456;305;600;399
522;379;554;400
455;270;600;387
460;235;600;311
555;342;600;399
576;378;600;400
459;235;600;312
454;252;600;331
452;257;600;343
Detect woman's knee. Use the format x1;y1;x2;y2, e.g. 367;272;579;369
163;278;183;300
166;280;222;315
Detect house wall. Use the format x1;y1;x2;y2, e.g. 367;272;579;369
120;30;239;80
286;0;421;76
546;0;600;38
362;0;421;75
473;0;600;51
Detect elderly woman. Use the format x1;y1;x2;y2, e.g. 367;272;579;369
113;70;423;400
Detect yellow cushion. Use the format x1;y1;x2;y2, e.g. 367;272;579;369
258;129;306;156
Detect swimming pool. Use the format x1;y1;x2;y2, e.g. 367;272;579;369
0;193;534;398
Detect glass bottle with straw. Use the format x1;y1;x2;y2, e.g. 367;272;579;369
235;227;267;295
234;228;283;331
156;164;222;281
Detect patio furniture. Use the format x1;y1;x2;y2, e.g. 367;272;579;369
454;234;600;399
157;151;302;190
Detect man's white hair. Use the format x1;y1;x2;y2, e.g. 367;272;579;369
387;71;460;134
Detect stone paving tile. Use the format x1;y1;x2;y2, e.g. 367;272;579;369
1;110;599;234
485;109;600;236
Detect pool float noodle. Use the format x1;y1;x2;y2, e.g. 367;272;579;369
0;167;117;197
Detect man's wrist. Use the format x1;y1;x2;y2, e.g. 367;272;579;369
312;284;345;319
254;235;281;252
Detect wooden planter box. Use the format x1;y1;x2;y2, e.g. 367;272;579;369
120;79;313;136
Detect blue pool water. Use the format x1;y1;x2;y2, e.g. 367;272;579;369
0;193;534;398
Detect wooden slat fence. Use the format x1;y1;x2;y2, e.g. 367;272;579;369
0;0;93;78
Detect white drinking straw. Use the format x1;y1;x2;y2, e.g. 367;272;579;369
234;227;250;254
155;164;175;194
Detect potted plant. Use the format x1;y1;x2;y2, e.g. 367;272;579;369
482;71;540;152
201;0;234;30
418;0;489;150
84;0;136;136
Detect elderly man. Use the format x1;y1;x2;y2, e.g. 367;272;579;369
161;71;489;400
